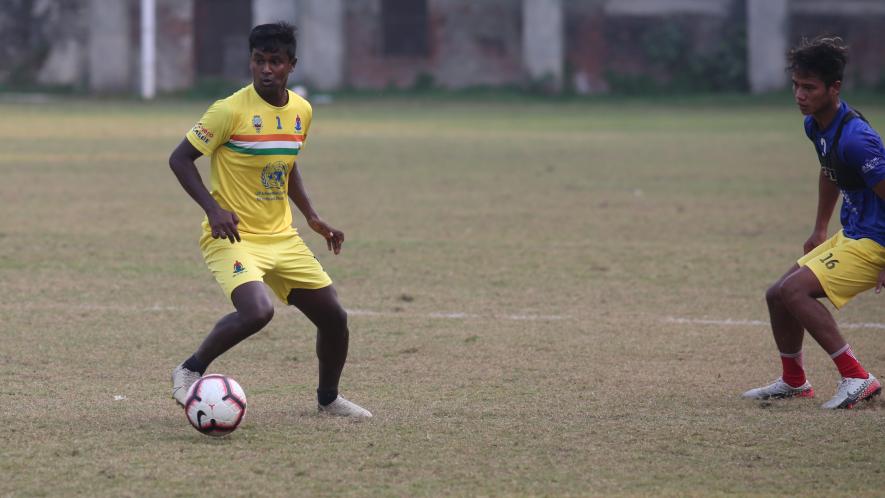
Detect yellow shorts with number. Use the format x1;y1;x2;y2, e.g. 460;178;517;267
797;229;885;309
200;228;332;303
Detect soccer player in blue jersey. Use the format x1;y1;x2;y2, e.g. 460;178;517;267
742;37;885;408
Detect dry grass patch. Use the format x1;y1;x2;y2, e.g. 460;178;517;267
3;98;885;496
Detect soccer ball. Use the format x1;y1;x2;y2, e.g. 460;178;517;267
184;374;247;436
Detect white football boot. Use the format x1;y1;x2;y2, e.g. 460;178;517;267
741;377;815;400
318;395;373;418
171;364;202;406
821;374;881;409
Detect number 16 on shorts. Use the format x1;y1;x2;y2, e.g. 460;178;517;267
820;252;838;269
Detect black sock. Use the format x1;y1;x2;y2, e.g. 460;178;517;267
182;354;208;375
317;388;338;406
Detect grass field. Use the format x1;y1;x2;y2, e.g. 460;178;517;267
4;94;885;496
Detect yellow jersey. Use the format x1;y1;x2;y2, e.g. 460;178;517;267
186;84;312;235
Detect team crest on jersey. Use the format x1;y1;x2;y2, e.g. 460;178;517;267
252;115;263;133
295;115;302;132
261;161;288;191
233;260;246;276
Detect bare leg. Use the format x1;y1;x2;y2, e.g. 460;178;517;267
765;264;806;354
194;281;275;366
287;285;349;393
779;267;847;355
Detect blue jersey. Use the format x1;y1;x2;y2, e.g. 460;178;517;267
805;101;885;246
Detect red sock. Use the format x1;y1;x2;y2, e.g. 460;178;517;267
780;351;806;387
831;344;869;379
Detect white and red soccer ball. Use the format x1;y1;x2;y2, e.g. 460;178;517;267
184;374;247;436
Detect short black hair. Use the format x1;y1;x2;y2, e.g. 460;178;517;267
249;22;297;61
787;36;848;87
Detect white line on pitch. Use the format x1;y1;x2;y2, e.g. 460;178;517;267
0;303;567;321
665;316;885;330
350;309;568;321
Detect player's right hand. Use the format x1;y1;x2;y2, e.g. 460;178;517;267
877;270;885;295
207;207;241;243
803;230;827;254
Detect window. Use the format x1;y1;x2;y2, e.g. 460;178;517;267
194;0;253;80
382;0;428;56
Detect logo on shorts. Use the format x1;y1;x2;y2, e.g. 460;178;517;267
252;115;263;133
233;260;246;276
295;115;302;132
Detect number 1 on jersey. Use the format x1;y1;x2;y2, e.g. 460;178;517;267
275;116;282;130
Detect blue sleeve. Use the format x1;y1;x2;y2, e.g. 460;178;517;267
803;117;813;140
841;124;885;188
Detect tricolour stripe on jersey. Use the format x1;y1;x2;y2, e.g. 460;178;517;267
224;143;301;155
230;134;305;142
224;134;304;156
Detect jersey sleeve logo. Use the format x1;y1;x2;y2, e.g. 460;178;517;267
862;156;884;173
191;122;215;144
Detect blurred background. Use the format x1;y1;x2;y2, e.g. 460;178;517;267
2;0;885;99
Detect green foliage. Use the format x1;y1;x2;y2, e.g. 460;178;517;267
411;72;436;91
604;71;661;96
875;70;885;93
0;82;76;95
177;77;247;100
525;73;560;95
607;16;748;94
643;21;687;68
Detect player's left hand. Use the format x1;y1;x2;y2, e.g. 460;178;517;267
308;217;344;255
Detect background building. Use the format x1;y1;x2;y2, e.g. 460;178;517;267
3;0;885;96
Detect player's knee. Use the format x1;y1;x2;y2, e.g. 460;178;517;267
328;306;347;331
243;303;274;329
256;304;275;326
765;283;784;306
314;305;347;333
778;278;808;307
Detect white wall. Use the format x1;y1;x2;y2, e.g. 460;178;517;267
88;0;131;92
523;0;564;90
747;0;788;93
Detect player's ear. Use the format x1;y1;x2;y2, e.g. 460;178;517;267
290;57;298;72
830;80;842;97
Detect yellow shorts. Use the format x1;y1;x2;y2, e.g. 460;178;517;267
797;230;885;309
200;228;332;303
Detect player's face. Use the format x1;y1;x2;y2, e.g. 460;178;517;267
792;72;839;116
250;48;295;93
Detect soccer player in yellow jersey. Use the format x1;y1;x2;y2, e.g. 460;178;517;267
168;22;371;418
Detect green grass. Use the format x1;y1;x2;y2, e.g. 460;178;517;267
3;96;885;496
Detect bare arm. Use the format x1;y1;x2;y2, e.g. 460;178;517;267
288;162;344;254
804;170;840;254
873;178;885;202
868;181;885;295
169;138;240;243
